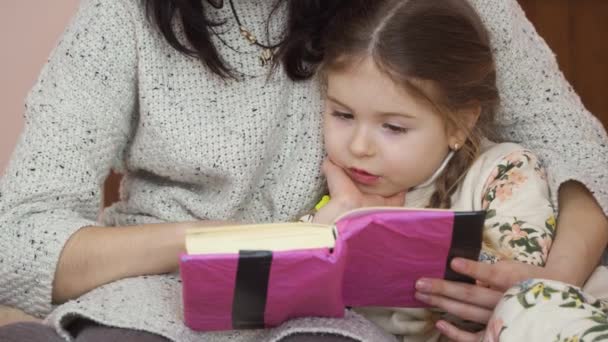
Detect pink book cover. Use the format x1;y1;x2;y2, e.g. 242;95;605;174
179;209;484;331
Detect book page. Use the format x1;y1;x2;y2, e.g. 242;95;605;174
186;223;336;254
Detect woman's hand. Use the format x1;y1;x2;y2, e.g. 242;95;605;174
415;258;553;341
0;305;41;327
313;159;405;224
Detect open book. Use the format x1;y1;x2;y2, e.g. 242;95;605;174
179;207;485;331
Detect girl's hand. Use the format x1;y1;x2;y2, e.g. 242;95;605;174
435;321;484;342
415;258;552;341
313;159;405;223
323;158;406;207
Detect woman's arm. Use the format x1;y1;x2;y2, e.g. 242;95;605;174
470;0;608;218
545;181;608;286
52;220;231;304
0;0;140;317
0;305;40;327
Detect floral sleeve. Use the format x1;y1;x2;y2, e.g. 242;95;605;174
484;279;608;342
481;150;556;266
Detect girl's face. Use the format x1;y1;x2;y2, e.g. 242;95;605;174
323;57;460;198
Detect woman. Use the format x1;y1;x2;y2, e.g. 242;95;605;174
0;0;606;341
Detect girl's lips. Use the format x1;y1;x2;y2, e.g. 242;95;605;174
348;168;380;185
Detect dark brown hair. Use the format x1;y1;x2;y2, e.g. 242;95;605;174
142;0;344;80
322;0;500;208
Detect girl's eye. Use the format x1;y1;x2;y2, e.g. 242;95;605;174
383;123;408;134
331;111;354;120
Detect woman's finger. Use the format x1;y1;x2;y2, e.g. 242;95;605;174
414;292;494;324
415;278;502;309
435;320;484;342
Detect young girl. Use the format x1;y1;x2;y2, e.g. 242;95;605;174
309;0;556;339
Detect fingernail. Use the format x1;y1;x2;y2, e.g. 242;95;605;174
415;279;431;291
451;258;465;270
414;292;429;302
436;321;448;331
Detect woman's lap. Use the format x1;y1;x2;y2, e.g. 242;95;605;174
0;321;357;342
0;322;64;342
278;333;358;342
0;321;168;342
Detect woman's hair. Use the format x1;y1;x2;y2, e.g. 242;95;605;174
321;0;500;208
142;0;344;80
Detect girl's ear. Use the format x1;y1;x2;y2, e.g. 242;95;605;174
447;104;481;148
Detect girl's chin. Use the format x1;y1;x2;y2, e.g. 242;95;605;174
357;185;404;199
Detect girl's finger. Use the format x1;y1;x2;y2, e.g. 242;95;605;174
414;292;493;324
476;280;490;288
450;258;545;292
323;159;359;196
449;258;504;289
415;278;502;309
435;320;484;342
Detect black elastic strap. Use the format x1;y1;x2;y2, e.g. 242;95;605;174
444;211;485;284
232;250;273;329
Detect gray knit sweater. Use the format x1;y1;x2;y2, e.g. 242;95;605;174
0;0;606;341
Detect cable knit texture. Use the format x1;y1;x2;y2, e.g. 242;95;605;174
0;0;606;341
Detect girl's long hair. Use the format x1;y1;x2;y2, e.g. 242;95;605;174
321;0;500;208
142;0;344;80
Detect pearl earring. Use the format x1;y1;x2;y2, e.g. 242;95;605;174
453;143;460;151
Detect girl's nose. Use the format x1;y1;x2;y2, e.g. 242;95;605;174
349;127;374;157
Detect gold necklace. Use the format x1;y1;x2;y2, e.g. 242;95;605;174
227;0;280;66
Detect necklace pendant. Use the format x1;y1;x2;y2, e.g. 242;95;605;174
260;49;273;66
239;27;257;45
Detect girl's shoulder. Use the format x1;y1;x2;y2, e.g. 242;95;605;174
473;139;545;183
453;139;548;210
477;139;534;166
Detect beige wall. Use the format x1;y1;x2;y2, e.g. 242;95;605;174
0;0;79;174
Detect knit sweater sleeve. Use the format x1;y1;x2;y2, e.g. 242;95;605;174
0;0;138;317
471;0;608;215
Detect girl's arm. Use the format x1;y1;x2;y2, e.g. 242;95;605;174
478;149;555;267
416;148;554;326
